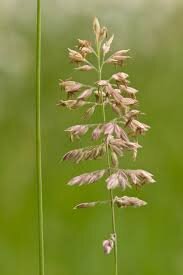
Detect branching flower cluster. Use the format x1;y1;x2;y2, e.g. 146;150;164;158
58;17;155;275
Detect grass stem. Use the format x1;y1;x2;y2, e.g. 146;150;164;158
36;0;45;274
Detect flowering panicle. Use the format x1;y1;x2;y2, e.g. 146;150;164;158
58;17;155;275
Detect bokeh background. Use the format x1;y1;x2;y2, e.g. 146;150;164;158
1;0;183;274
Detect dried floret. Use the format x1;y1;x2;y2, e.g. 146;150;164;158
102;35;114;54
92;125;103;140
75;64;94;71
106;49;131;66
77;89;93;100
125;169;155;186
106;170;130;190
103;239;113;255
120;85;138;97
63;144;106;163
127;119;150;135
65;124;89;140
114;196;147;208
67;169;106;186
68;48;85;63
74;201;98;209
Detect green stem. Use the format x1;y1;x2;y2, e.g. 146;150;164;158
96;42;118;275
36;0;45;274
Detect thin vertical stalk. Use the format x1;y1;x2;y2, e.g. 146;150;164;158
36;0;45;274
96;42;118;275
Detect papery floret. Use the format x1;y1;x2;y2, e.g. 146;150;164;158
68;169;106;186
106;170;130;190
102;35;114;54
102;234;115;255
125;169;155;186
114;196;147;208
68;48;85;63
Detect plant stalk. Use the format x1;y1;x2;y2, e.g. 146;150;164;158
36;0;45;274
96;42;118;275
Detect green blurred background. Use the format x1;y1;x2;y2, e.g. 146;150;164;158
1;0;183;274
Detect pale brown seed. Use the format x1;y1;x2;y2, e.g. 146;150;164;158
59;80;82;92
65;125;89;140
94;89;106;98
68;48;85;63
106;50;131;65
75;65;94;71
92;125;103;140
120;85;138;97
80;46;93;57
99;26;108;40
106;56;130;65
124;141;142;160
120;97;138;106
77;39;93;58
78;39;91;49
107;88;124;105
67;169;106;186
56;99;87;109
106;86;137;108
106;170;130;190
112;72;129;82
77;89;93;100
113;124;129;141
93;17;101;40
128;119;150;135
113;49;130;55
63;148;83;162
96;80;109;86
65;144;106;163
111;103;122;116
103;239;114;255
111;151;119;168
112;72;130;86
125;169;155;186
114;196;147;208
83;105;96;119
110;144;123;157
125;110;141;121
109;137;141;156
59;80;75;88
102;34;114;54
73;201;100;209
65;84;82;93
59;79;82;93
74;202;98;209
109;137;127;152
103;122;115;135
